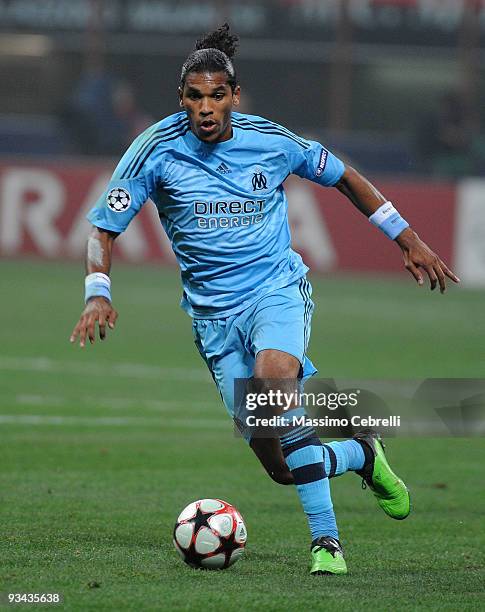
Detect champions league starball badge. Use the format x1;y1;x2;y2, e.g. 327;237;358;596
106;187;131;212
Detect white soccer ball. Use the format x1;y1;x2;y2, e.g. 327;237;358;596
173;498;247;570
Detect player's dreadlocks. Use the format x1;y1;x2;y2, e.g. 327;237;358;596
180;23;239;91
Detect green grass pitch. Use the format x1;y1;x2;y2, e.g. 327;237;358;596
1;260;484;610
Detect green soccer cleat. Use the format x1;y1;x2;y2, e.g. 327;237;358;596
310;536;348;575
354;429;410;520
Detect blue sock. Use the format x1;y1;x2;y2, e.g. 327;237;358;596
280;409;338;541
322;440;365;478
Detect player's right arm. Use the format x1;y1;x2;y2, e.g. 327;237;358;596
69;118;164;348
70;227;119;348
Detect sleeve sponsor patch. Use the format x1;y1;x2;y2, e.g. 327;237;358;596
316;148;328;177
106;187;131;212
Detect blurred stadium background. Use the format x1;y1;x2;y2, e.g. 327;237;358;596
1;0;485;282
1;1;484;609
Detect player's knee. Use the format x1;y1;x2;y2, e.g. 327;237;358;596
254;365;298;381
249;376;296;401
254;350;300;380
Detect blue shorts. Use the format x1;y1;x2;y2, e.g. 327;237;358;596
192;277;317;440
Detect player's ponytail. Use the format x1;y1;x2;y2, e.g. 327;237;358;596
195;23;238;59
180;23;239;91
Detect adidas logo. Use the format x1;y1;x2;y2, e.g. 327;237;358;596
216;162;231;174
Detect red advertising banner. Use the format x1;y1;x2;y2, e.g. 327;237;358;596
292;178;456;273
0;159;467;280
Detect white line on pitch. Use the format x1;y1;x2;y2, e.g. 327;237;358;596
0;356;211;382
0;414;229;429
12;394;217;412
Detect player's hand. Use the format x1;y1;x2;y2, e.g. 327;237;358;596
395;227;460;293
70;297;118;348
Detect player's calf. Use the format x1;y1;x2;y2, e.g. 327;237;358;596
249;436;294;485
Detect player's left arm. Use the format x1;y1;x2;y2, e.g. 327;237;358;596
334;165;460;293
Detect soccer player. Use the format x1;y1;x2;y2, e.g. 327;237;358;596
70;24;459;575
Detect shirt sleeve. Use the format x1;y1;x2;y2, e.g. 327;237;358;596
287;137;345;187
86;131;157;233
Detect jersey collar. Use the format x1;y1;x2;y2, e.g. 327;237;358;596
184;123;238;153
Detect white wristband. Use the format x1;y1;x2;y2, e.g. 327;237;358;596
369;201;409;240
85;273;112;303
368;202;397;226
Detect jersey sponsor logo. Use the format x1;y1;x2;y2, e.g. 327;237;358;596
106;187;131;212
216;162;232;174
252;171;267;191
316;148;328;177
193;199;265;230
194;200;264;216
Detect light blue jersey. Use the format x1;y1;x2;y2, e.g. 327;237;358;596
87;111;345;318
